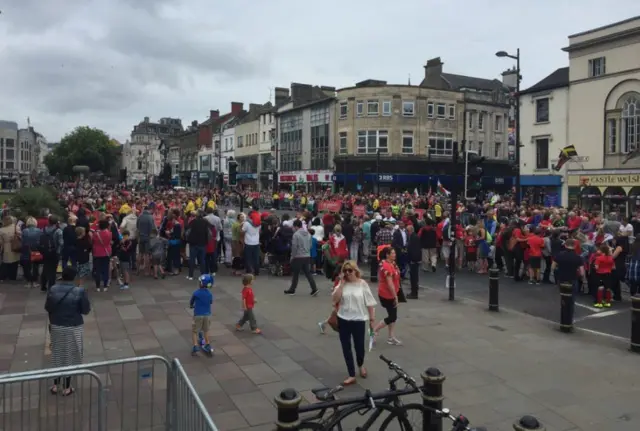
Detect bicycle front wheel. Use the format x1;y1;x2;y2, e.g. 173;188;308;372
379;403;427;431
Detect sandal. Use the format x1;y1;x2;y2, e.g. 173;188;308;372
62;387;75;397
359;367;368;379
342;377;356;386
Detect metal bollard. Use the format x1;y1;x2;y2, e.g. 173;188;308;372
488;265;500;312
631;295;640;353
559;282;574;333
275;388;303;430
421;367;446;431
513;415;545;431
370;254;378;282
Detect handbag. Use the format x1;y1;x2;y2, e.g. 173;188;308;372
327;308;339;332
30;250;43;262
11;225;22;253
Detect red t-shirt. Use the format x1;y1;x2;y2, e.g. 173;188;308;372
242;286;255;309
527;235;545;258
595;255;615;274
464;236;477;253
378;260;400;300
513;228;526;249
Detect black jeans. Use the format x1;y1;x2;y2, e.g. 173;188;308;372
289;258;317;292
337;318;366;378
0;261;19;281
41;257;58;291
21;259;40;283
244;244;260;275
409;262;419;295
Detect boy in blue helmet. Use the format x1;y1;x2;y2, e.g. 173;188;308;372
190;274;214;355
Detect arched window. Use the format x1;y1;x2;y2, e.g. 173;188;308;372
622;96;640;153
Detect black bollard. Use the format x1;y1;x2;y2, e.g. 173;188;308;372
370;254;378;283
559;282;574;333
421;367;446;431
274;388;303;430
631;295;640;353
513;415;545;431
488;265;500;312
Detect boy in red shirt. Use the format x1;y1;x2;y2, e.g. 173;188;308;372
527;227;545;284
236;274;261;334
464;228;477;272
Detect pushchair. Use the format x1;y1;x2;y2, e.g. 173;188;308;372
267;251;291;276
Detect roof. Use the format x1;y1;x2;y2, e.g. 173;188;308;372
237;102;273;125
441;73;505;92
568;15;640;39
276;86;334;115
520;67;569;95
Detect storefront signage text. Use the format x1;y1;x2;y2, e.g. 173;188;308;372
579;175;640;187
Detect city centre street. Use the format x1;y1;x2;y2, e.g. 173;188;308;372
1;269;639;430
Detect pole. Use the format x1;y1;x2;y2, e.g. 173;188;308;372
344;157;348;192
463;118;468;200
448;140;459;301
515;48;522;206
376;149;380;194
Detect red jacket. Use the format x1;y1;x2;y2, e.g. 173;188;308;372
329;234;348;261
205;225;217;254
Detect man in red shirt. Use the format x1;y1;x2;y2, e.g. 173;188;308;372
527;227;545;284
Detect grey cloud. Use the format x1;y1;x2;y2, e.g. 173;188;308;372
1;0;85;33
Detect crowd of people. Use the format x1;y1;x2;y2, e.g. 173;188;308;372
2;180;639;386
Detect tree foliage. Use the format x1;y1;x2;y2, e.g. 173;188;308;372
8;187;65;220
44;126;117;177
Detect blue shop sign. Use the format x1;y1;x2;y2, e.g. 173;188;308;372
378;174;396;182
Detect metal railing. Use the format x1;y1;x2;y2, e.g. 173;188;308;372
0;368;105;431
0;355;217;431
171;359;218;431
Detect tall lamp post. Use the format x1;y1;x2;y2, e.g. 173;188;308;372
496;49;521;206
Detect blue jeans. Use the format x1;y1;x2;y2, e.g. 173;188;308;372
93;256;110;288
189;245;206;278
244;244;260;275
167;244;181;272
61;248;77;270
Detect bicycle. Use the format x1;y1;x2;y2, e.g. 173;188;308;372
296;355;484;430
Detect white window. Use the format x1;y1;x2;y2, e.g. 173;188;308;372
427;103;434;118
535;98;549;123
535;138;549;169
494;142;502;158
467;112;474;129
478;113;485;130
588;57;606;78
495;115;502;132
428;132;454;157
608;119;617;153
382;100;392;116
436;104;446;119
357;130;389;154
402;131;414;154
622;96;640;153
339;132;348;155
402;101;415;117
339;102;348;119
367;100;379;116
356;101;364;117
448;105;455;120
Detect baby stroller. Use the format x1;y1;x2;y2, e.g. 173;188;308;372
268;251;291;276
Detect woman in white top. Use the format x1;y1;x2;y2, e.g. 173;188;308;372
332;260;377;385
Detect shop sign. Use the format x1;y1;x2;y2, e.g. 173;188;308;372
378;174;395;182
494;177;504;184
571;174;640;187
279;171;333;183
279;174;298;183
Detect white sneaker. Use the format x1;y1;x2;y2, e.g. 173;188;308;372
318;322;326;334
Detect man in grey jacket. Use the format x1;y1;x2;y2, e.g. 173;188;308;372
284;219;318;296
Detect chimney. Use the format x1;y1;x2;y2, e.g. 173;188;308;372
249;103;261;112
423;57;444;87
191;120;198;128
144;116;149;123
320;86;336;97
274;87;289;106
501;68;518;89
209;110;220;121
231;102;244;115
291;83;313;103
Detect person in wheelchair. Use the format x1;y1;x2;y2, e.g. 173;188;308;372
268;220;293;276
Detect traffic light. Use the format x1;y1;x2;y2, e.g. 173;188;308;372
228;158;238;186
466;151;485;199
272;169;278;191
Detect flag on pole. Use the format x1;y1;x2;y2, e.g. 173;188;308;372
623;146;640;165
437;180;450;196
553;145;578;171
413;188;419;198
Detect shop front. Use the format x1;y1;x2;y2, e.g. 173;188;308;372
259;171;274;191
277;170;333;192
566;170;640;216
520;175;563;207
237;173;258;190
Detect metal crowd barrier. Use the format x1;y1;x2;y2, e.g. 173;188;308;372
0;355;218;431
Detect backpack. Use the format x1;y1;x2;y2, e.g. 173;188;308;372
39;228;58;257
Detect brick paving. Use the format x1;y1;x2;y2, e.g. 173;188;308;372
0;269;639;430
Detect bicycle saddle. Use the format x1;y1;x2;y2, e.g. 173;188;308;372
311;386;343;401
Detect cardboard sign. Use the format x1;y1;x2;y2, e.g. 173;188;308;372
353;205;366;217
319;201;341;212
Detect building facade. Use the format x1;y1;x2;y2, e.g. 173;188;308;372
563;16;640;214
235;103;270;188
275;83;336;191
257;107;277;190
127;117;183;185
0;120;18;188
518;67;570;206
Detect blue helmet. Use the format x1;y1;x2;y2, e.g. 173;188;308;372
199;274;214;288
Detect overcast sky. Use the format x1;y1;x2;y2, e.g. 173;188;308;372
0;0;638;143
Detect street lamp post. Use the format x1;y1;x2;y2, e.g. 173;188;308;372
496;49;521;206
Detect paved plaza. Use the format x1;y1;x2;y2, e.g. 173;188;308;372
0;268;639;430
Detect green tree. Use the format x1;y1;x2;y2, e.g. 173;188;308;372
8;187;65;220
44;126;117;177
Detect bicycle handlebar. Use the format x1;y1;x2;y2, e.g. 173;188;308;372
378;355;419;390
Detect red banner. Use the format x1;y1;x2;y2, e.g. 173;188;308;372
353;205;366;217
414;208;426;219
318;201;341;212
